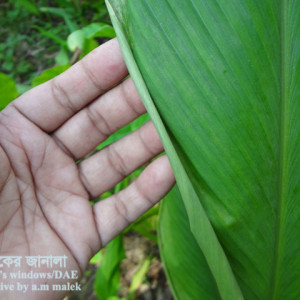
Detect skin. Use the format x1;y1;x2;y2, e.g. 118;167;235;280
0;39;175;299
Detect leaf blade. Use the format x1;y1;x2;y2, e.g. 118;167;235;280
123;1;300;299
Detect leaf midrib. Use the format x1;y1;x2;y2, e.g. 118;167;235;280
271;1;288;299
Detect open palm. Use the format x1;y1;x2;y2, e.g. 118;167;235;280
0;39;174;300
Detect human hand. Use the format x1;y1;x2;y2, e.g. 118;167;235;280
0;39;175;300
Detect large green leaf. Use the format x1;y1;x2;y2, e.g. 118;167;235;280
106;1;243;299
106;0;300;299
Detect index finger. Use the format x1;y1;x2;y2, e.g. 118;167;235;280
11;39;128;132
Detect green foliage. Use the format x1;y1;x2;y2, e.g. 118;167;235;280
90;251;103;265
67;22;116;51
31;65;70;87
67;22;115;57
16;0;39;15
0;0;111;85
33;25;68;47
124;205;159;244
94;235;126;300
97;113;150;152
0;73;19;110
107;0;300;299
82;22;116;39
38;6;79;31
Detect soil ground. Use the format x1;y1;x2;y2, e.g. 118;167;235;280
66;233;174;300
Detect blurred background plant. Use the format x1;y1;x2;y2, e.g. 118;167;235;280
0;1;172;299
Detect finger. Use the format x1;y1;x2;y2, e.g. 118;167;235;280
93;155;175;246
52;78;146;159
78;121;163;198
11;39;128;132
